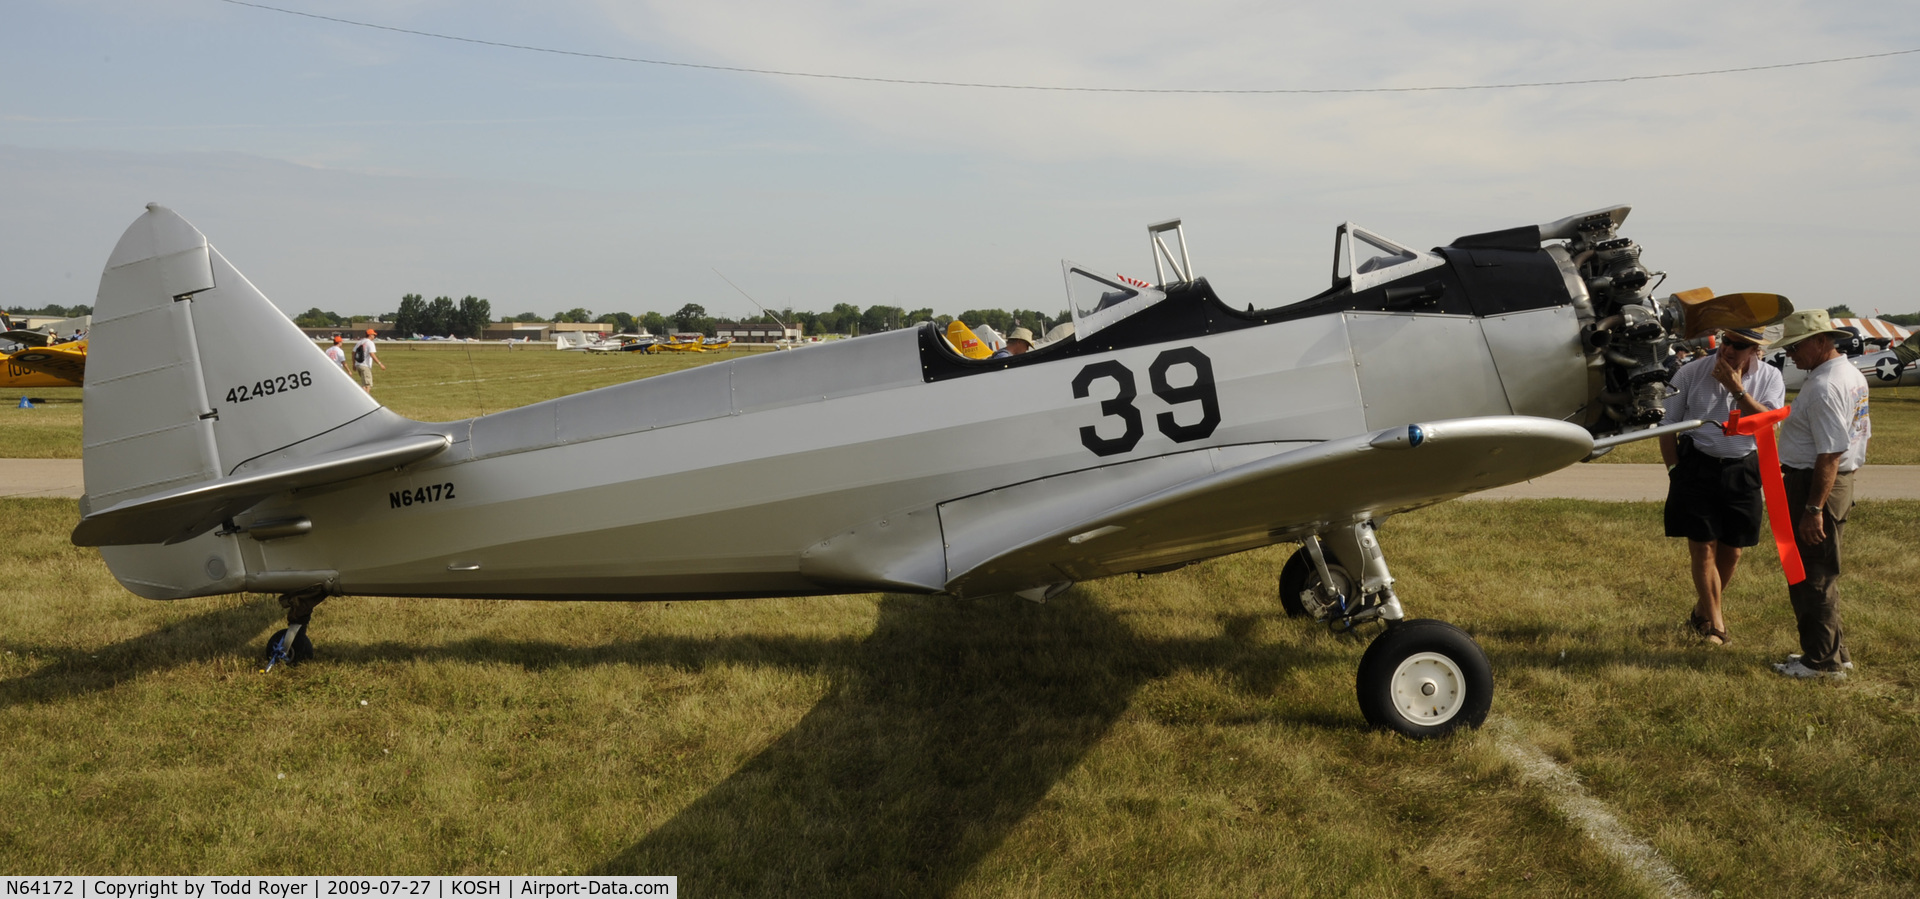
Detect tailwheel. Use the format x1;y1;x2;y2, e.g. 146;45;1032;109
263;590;326;672
264;627;314;669
1356;619;1492;738
1278;544;1353;620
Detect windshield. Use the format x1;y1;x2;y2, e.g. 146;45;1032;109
1063;263;1166;340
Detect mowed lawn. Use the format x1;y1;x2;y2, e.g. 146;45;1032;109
2;343;1918;894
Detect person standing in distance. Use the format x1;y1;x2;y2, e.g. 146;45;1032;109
1769;309;1871;679
353;328;387;394
1658;328;1784;646
324;334;349;375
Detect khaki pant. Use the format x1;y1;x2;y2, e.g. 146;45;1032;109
1782;466;1855;671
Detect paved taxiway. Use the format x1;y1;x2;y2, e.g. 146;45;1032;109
5;459;1918;502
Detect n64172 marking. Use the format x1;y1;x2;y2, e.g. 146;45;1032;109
390;483;456;509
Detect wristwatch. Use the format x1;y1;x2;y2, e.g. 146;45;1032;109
1730;388;1747;399
1803;504;1822;513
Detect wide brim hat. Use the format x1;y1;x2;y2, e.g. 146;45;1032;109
1008;327;1035;344
1770;309;1850;350
1720;327;1771;347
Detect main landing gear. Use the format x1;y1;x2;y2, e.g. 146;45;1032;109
1280;521;1493;739
263;590;326;672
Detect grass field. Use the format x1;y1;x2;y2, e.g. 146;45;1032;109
4;497;1917;893
5;342;1919;892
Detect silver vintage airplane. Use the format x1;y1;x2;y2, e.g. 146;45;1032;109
72;204;1788;738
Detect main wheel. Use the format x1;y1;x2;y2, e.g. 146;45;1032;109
264;627;314;666
1278;545;1354;620
1356;619;1492;738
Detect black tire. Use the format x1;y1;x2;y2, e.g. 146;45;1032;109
1356;619;1492;739
1277;545;1350;619
265;627;315;665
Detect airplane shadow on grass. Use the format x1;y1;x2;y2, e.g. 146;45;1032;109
4;587;1676;894
3;586;1343;893
592;592;1353;895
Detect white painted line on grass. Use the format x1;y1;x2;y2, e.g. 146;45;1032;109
1495;727;1700;899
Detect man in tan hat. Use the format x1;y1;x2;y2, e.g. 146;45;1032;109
1657;327;1783;646
1769;309;1871;679
1003;326;1035;356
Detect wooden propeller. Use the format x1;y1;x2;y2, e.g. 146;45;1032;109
1673;288;1794;339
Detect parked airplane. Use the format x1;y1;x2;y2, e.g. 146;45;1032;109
1;313;89;388
643;335;733;354
554;331;654;352
1770;330;1920;389
72;204;1786;737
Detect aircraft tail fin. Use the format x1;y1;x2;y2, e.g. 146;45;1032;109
945;320;992;359
80;204;389;534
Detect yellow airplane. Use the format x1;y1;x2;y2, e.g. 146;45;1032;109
643;335;734;354
2;343;87;388
1;315;87;388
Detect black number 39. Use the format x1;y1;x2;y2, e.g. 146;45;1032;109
1072;347;1221;456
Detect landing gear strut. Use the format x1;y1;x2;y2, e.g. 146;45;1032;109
1281;521;1493;738
1279;522;1402;628
264;590;325;671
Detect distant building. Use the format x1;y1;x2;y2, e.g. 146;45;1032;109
713;321;803;344
300;322;394;340
485;324;551;341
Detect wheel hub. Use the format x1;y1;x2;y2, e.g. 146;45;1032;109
1389;651;1466;726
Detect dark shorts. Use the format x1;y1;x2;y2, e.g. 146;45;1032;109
1664;447;1764;547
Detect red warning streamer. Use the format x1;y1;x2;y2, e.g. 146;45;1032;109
1722;407;1805;584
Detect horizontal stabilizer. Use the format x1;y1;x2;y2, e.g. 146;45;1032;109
73;433;449;546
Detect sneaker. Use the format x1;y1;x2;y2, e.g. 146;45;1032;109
1774;658;1847;680
1788;653;1855;671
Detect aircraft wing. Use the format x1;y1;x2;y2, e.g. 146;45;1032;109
2;329;53;348
944;416;1595;597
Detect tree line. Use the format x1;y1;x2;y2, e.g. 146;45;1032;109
293;298;1072;339
5;304;93;318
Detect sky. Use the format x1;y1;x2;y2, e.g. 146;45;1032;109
2;0;1917;322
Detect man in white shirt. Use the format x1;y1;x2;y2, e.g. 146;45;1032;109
1768;310;1871;679
324;334;348;373
353;328;387;394
1657;328;1785;646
